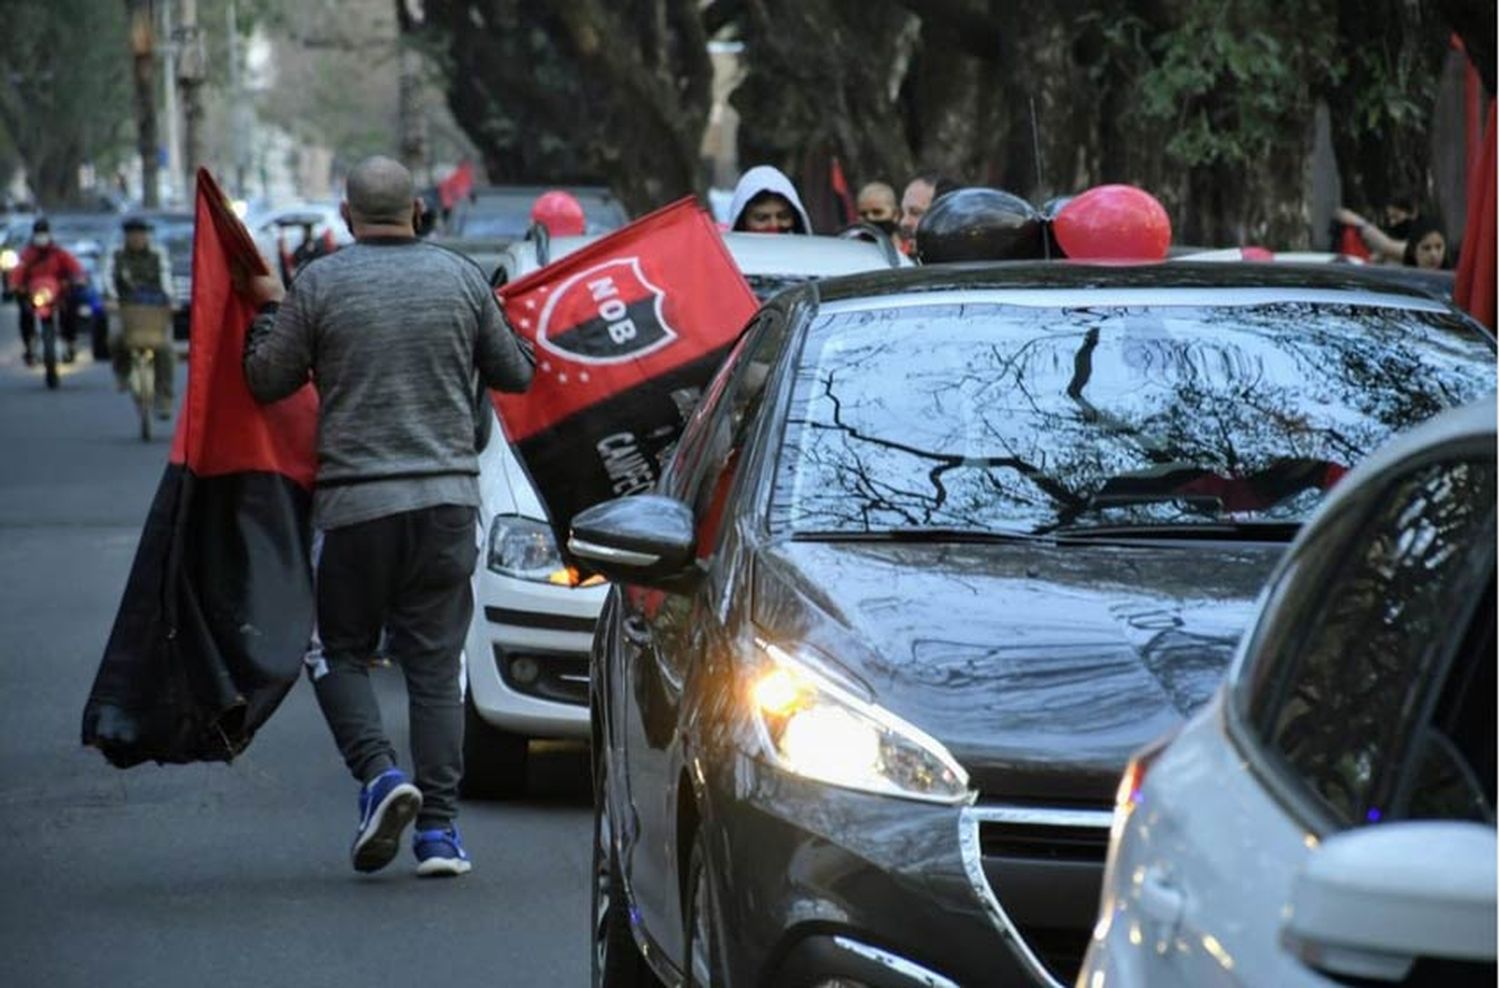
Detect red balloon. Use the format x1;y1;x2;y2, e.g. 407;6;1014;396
531;190;587;237
1052;184;1172;261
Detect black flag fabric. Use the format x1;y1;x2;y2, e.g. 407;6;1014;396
81;169;319;768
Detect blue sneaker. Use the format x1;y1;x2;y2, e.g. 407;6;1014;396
413;826;472;877
352;768;423;873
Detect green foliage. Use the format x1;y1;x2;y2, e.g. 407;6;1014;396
0;0;135;200
1126;0;1336;169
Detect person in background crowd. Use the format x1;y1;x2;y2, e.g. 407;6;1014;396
728;165;812;234
8;217;86;366
242;155;534;879
1401;218;1451;269
898;170;958;253
856;182;900;232
1334;196;1425;265
105;216;176;417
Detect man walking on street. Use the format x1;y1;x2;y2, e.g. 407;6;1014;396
242;155;533;877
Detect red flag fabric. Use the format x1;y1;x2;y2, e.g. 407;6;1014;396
1455;103;1497;330
830;157;855;227
494;197;758;548
438;161;475;211
173;171;317;482
1336;224;1372;260
83;168;319;768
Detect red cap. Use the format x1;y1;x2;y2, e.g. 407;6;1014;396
531;190;586;237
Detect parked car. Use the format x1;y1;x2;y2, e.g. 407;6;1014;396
461;232;909;799
107;211;195;341
1080;396;1496;988
444;184;628;243
569;262;1496;988
1172;248;1456;300
246;200;352;274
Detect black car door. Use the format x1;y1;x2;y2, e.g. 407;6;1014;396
615;305;796;955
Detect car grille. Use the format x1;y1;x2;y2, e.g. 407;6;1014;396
962;805;1112;988
493;644;589;706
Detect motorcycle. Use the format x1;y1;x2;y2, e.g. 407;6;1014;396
28;273;63;389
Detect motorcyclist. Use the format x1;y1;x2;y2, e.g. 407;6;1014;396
7;218;87;366
104;216;175;418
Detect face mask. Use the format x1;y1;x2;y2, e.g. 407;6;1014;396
33;234;51;248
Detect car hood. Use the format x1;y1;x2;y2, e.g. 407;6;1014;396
753;538;1283;804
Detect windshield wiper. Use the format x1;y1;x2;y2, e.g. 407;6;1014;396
789;527;1061;545
1044;521;1301;543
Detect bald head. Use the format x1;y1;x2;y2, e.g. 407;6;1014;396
857;181;898;226
345;155;415;226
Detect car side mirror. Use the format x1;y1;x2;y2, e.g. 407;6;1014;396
1281;820;1496;982
568;495;701;590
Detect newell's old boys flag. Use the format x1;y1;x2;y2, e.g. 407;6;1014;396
82;168;318;768
494;197;758;547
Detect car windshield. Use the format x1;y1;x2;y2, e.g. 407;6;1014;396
457;193;626;239
48;216;117;244
772;300;1495;537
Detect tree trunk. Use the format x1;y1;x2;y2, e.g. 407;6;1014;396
126;0;160;207
178;0;204;195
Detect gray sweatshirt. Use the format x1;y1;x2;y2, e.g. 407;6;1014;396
243;236;533;529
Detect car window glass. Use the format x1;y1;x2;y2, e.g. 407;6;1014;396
659;319;762;503
1398;580;1496;823
1255;456;1495;828
685;310;793;557
769;303;1493;536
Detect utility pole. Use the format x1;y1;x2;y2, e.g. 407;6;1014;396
228;0;251;197
161;0;182;204
125;0;161;207
177;0;205;195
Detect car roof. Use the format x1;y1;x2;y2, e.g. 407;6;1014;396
466;184;616;200
801;260;1469;310
503;232;901;278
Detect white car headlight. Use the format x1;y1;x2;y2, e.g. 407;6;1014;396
748;639;972;805
0;248;18;271
487;515;563;581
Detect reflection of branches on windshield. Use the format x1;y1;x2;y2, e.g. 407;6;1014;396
811;370;1085;526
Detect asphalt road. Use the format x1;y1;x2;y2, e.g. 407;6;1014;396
0;309;593;988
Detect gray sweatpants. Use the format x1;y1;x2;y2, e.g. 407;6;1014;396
310;504;478;829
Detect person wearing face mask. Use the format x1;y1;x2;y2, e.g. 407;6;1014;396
854;181;902;249
8;218;87;366
728;165;812;234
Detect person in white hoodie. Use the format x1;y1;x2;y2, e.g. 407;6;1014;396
727;165;812;234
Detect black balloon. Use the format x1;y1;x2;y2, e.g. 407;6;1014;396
914;187;1045;263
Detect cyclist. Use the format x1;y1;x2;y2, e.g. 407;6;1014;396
104;216;175;419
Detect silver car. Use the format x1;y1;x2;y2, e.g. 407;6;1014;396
1080;398;1496;987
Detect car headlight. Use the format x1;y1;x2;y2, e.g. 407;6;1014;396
0;248;17;270
487;515;562;580
748;639;972;805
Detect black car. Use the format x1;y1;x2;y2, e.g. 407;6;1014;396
571;262;1497;988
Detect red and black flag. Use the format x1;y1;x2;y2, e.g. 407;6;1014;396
82;169;319;768
494;197;758;551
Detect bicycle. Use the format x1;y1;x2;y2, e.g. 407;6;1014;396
119;299;172;441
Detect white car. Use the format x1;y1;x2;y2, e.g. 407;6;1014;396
460;232;908;797
1080;398;1497;987
246;201;353;271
